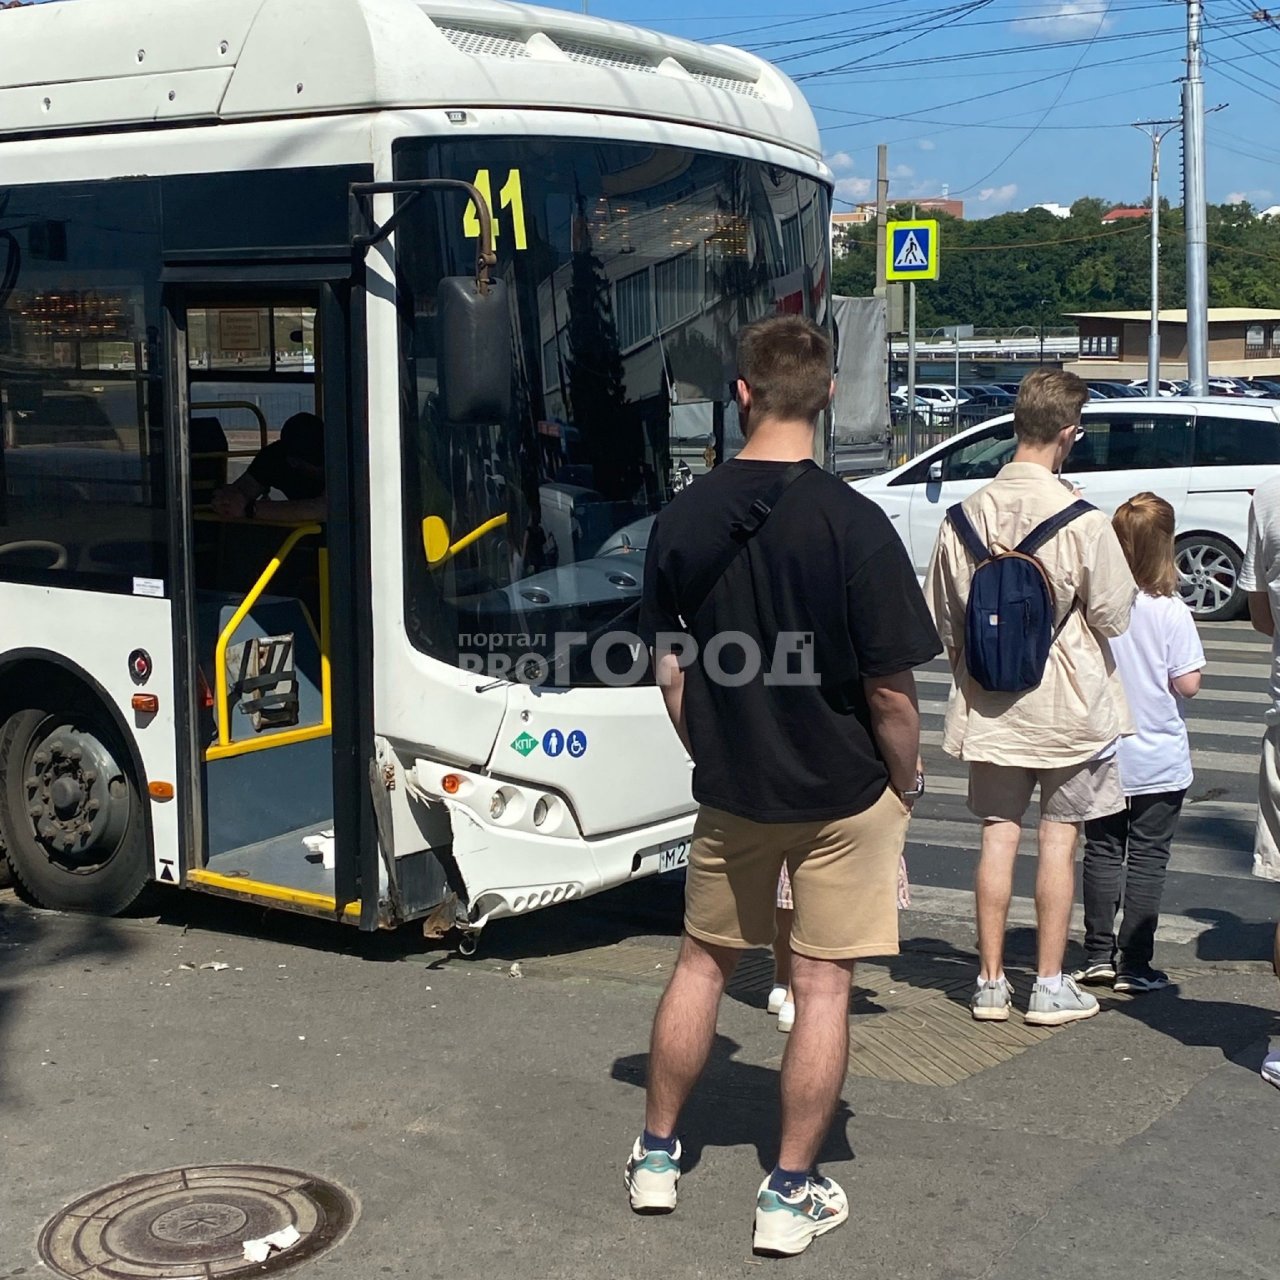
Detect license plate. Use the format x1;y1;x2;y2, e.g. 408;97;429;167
657;839;691;873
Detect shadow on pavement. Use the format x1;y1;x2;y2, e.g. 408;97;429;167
611;1033;855;1176
0;890;142;1110
1186;907;1276;963
1108;985;1276;1066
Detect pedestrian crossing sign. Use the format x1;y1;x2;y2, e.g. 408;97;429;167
886;219;940;281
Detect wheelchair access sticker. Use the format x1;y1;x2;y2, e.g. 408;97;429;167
511;729;588;759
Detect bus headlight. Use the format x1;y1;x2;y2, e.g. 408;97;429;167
490;791;507;820
533;797;549;827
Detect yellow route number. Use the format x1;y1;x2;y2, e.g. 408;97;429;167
463;168;528;251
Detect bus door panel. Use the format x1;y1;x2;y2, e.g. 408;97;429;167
166;280;355;919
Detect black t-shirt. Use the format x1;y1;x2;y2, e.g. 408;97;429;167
246;440;325;501
640;459;942;823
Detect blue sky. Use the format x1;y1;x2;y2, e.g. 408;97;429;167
539;0;1280;216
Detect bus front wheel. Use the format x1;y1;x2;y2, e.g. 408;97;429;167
0;701;149;915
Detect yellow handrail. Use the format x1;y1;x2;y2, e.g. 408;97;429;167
422;511;508;566
210;522;323;754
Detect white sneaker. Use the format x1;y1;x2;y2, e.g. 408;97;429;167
1262;1049;1280;1090
767;985;788;1015
624;1137;681;1213
777;1000;795;1033
753;1174;848;1256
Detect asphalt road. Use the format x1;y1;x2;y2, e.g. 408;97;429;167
0;621;1277;1278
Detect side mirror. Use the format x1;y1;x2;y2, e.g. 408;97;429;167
436;276;512;424
927;460;943;482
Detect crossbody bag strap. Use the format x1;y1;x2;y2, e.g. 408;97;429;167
679;460;816;626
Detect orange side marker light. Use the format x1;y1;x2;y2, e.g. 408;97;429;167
132;694;160;713
148;781;175;801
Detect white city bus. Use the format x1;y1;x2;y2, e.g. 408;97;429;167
0;0;830;941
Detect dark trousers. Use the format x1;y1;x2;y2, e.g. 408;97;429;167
1082;790;1186;969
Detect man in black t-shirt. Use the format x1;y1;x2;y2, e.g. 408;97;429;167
212;411;327;524
624;315;941;1257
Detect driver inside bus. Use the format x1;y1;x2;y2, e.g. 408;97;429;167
211;411;327;523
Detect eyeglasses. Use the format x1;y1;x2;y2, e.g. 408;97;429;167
1073;426;1086;442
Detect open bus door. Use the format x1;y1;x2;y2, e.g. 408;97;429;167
163;276;379;928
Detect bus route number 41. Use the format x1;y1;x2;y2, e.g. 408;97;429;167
464;168;528;251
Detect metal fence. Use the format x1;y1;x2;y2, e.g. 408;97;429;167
888;403;997;468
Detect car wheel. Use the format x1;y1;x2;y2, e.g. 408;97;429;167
1175;534;1244;622
0;699;150;915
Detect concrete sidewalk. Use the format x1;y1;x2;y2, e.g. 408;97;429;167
0;889;1276;1278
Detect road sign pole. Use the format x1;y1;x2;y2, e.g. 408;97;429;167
907;281;917;458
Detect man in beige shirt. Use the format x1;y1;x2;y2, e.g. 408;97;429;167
925;368;1137;1028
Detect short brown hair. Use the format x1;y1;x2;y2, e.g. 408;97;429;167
1013;368;1089;446
1112;491;1177;596
736;315;833;425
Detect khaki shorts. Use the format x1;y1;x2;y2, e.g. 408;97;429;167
968;757;1125;825
683;785;909;961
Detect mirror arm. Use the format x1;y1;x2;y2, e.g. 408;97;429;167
350;179;497;294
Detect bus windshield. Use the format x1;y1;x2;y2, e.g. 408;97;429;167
393;136;829;688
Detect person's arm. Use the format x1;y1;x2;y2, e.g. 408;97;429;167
210;470;266;518
250;494;327;524
655;652;691;757
923;525;962;672
1171;670;1202;698
864;670;922;797
1250;591;1275;638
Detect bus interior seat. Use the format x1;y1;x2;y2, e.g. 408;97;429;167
190;417;229;500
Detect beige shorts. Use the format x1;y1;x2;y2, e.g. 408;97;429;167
968;757;1125;825
684;785;910;961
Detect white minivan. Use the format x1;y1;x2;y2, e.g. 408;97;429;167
854;396;1280;621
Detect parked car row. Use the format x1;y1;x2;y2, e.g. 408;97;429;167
857;396;1280;622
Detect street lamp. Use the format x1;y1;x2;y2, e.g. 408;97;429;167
1038;298;1050;365
1132;118;1181;396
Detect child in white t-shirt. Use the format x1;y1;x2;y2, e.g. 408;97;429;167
1074;492;1205;993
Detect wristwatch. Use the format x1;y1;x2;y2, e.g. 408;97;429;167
899;771;926;800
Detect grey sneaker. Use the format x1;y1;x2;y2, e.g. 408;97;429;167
1070;960;1117;986
970;977;1013;1022
1025;975;1100;1026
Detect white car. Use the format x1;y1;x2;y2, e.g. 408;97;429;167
854;396;1280;621
1127;378;1184;397
893;384;970;412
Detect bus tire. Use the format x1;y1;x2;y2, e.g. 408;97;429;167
0;700;149;916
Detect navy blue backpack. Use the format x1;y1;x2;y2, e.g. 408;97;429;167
946;499;1094;694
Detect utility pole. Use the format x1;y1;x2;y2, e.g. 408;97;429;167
1134;118;1181;396
1183;0;1208;396
874;144;892;462
874;144;888;292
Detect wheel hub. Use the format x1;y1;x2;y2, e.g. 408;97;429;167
24;724;129;868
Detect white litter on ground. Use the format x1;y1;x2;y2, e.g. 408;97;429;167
241;1224;301;1262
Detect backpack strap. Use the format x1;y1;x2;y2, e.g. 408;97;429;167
679;459;816;625
1015;498;1096;556
946;503;992;565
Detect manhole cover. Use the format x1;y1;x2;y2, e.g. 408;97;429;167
39;1163;357;1278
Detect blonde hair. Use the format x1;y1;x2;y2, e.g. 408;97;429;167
1013;368;1089;446
1112;492;1177;596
